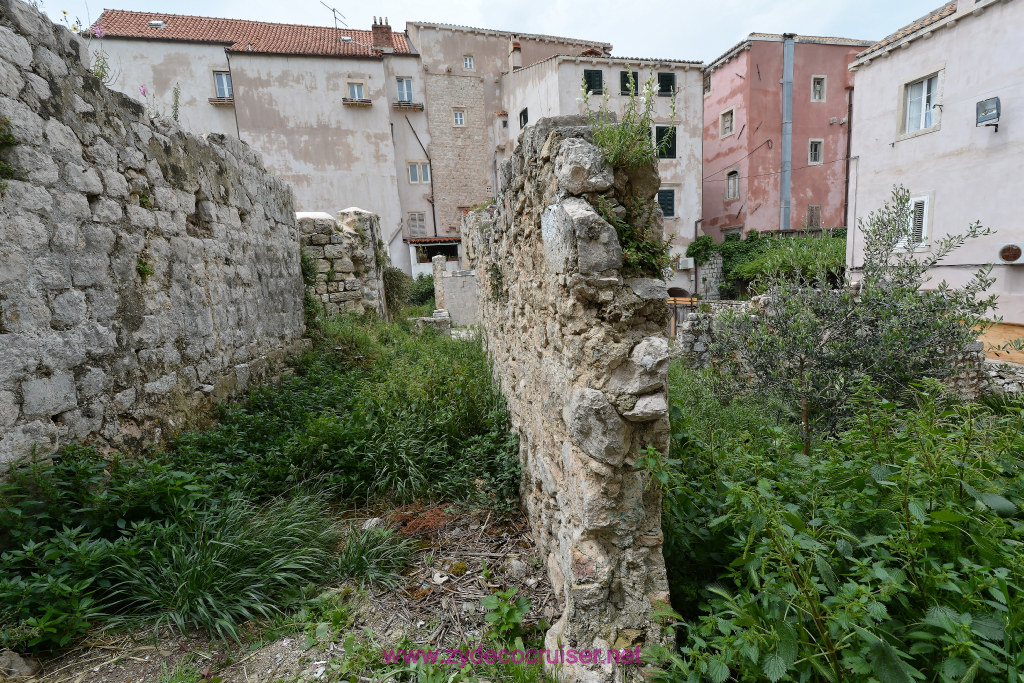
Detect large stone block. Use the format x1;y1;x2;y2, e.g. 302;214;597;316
21;373;77;417
555;139;613;195
563;387;629;466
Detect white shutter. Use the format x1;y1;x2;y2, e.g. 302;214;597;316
911;199;926;243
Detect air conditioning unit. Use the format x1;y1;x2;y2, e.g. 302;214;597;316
675;257;695;270
997;243;1024;264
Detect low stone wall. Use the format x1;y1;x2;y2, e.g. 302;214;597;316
297;209;385;317
463;116;670;682
984;359;1024;396
0;0;305;463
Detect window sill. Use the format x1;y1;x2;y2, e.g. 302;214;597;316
342;98;373;106
208;97;234;106
393;101;424;111
896;124;940;143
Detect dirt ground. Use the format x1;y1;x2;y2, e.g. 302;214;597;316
26;505;555;683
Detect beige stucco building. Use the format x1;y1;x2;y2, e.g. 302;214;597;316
502;55;704;293
846;0;1024;322
92;12;702;283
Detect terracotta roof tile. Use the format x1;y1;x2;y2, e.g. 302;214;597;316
857;1;958;59
91;10;413;58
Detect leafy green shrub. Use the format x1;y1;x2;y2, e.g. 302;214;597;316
409;275;435;306
335;526;415;588
713;187;997;449
651;378;1024;682
731;233;845;289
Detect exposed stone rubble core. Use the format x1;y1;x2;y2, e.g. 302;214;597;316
0;0;304;464
463;116;671;683
297;209;386;317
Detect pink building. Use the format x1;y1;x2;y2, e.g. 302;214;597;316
702;34;872;240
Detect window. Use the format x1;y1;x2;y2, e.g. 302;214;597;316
408;212;427;237
657;72;675;97
657;189;675;217
720;109;734;137
904;74;939;133
453;109;466;126
655;126;676;159
703;73;711;95
519;108;528;128
808;139;823;165
397;78;413;102
408;162;430;184
806;205;822;229
811;76;826;102
723;226;742;238
583;69;603;94
214;71;232;98
620;70;639;95
463;55;474;70
725;170;739;200
347;82;365;99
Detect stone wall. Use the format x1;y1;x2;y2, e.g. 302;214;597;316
0;0;304;464
464;116;671;682
696;253;723;300
297;209;386;317
985;359;1024;396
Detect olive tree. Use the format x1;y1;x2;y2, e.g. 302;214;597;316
714;186;997;453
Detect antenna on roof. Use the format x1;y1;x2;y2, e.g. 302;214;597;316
319;1;349;30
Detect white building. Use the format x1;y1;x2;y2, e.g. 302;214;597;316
847;0;1024;322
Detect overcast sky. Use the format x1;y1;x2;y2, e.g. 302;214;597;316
46;0;942;63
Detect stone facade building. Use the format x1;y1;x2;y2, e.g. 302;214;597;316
702;34;872;240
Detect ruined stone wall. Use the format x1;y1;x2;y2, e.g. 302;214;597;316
463;116;671;682
0;0;304;464
297;210;386;318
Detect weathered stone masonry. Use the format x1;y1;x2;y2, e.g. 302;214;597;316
0;0;305;464
297;209;386;318
464;116;671;683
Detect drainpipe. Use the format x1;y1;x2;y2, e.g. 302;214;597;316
224;49;241;141
779;33;795;231
404;115;438;237
843;86;854;228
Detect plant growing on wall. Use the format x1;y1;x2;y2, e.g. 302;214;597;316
61;12;117;85
581;69;676;168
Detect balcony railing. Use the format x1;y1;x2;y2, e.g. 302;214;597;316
392;100;424;111
342;97;372;106
208;97;234;106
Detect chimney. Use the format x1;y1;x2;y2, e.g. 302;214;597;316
371;16;394;52
509;37;522;71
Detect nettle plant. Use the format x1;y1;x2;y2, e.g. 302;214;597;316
650;381;1024;683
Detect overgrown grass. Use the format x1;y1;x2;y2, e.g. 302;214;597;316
0;314;519;652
